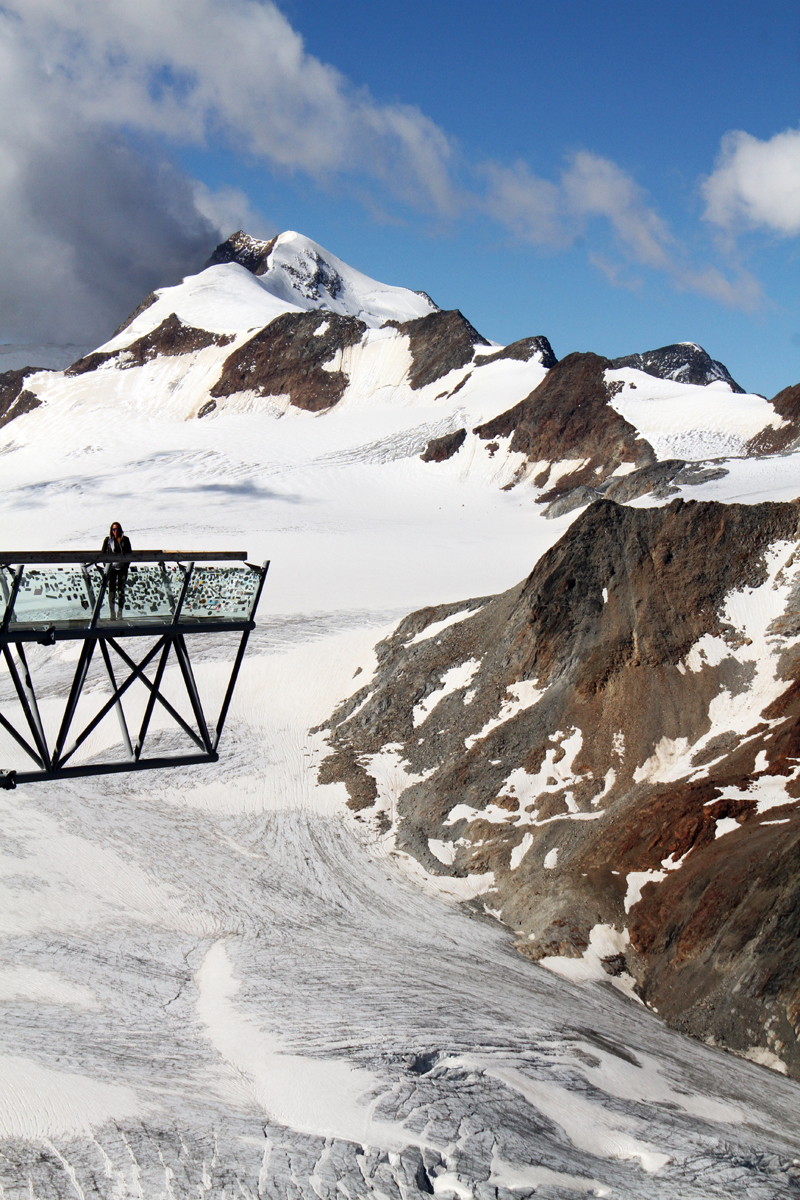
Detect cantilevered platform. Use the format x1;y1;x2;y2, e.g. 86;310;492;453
0;551;269;787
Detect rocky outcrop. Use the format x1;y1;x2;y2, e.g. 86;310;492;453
0;368;45;428
205;230;278;276
543;460;731;517
210;310;366;412
474;335;558;369
385;310;490;390
420;428;467;462
610;342;745;393
66;314;232;375
317;498;800;1076
747;381;800;455
474;351;656;497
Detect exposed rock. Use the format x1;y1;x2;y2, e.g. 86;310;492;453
210;310;366;412
474;335;558;369
603;460;728;504
474;351;656;497
413;289;441;311
66;314;232;376
747;381;800;455
602;460;688;504
384;310;491;390
205;230;278;276
277;246;345;305
542;485;600;518
610;343;745;393
420;428;467;463
0;368;46;428
547;461;733;516
317;497;800;1076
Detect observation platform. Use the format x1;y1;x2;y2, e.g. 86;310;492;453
0;551;269;787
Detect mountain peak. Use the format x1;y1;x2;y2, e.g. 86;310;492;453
205;229;440;329
609;342;744;392
205;230;278;275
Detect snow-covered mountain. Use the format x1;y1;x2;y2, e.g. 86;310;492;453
3;229;800;1196
4;228;797;508
609;341;745;392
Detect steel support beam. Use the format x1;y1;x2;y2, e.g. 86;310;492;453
0;552;269;785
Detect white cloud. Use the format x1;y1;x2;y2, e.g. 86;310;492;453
702;126;800;235
482;160;571;248
562;151;675;271
483;151;761;311
192;184;277;243
0;0;772;344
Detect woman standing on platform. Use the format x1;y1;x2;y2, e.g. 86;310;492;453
101;522;131;619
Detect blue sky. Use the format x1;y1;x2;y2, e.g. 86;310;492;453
3;0;800;395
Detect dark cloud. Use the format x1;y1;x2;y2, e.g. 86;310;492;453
0;131;221;346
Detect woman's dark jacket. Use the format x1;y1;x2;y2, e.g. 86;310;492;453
101;535;132;574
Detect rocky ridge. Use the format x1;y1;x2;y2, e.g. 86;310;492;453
318;498;800;1077
66;314;233;376
473;351;657;498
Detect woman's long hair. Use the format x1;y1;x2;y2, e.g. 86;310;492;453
109;522;124;538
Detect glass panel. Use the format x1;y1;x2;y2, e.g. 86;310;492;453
10;566;94;625
179;566;259;621
121;564;183;620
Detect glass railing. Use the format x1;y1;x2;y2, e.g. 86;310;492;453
1;566;94;625
179;566;261;622
0;558;264;629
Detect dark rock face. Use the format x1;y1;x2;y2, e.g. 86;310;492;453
205;230;278;276
318;498;800;1076
420;428;467;462
66;314;231;376
609;343;745;393
385;310;490;390
474;335;558;369
210;310;366;412
0;368;45;428
475;351;656;497
748;381;800;454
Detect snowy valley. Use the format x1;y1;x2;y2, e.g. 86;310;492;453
1;230;800;1197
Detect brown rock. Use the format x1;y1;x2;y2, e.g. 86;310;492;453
420;428;466;462
748;381;800;454
317;496;800;1076
205;230;278;276
474;351;656;497
384;310;490;390
210;310;366;412
0;369;46;429
66;314;231;376
473;335;557;369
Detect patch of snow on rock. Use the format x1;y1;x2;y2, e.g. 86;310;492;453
413;658;481;726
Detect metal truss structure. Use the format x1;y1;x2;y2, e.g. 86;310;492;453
0;551;269;788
